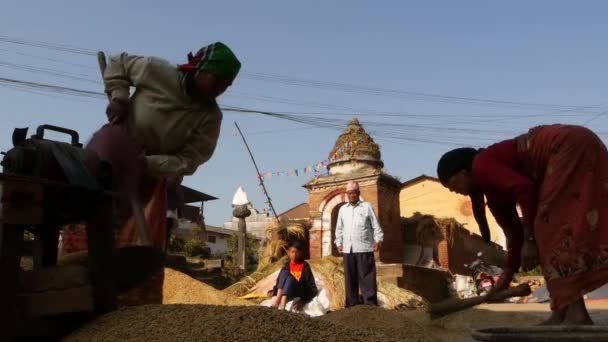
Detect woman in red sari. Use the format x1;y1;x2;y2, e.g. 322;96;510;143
437;124;608;325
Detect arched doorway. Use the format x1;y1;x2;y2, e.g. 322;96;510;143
330;202;346;256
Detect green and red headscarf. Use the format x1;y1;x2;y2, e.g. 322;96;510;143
179;42;241;84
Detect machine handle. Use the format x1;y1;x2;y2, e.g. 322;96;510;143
34;125;82;147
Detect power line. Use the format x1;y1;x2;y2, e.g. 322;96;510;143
0;60;99;84
2;76;606;147
239;71;585;110
0;77;105;98
0;34;591;111
0;47;95;70
0;35;96;56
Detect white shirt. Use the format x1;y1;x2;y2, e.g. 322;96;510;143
335;201;384;253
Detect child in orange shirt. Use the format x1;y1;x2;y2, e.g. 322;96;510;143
270;241;318;311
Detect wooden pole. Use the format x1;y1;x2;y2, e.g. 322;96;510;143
233;122;280;225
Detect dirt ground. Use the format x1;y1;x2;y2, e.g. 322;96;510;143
410;302;608;342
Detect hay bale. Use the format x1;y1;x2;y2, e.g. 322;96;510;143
63;305;406;342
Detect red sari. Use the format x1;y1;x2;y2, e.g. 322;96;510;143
473;124;608;311
62;125;168;254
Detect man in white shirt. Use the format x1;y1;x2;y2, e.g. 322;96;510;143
335;181;384;307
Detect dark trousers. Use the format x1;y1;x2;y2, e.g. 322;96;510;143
343;252;378;307
276;269;304;300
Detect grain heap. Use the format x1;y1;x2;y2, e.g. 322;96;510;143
63;305;406;342
320;305;440;342
162;268;252;306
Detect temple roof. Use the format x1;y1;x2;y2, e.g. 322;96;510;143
327;118;383;174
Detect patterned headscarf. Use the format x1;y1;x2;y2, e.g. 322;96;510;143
179;42;241;83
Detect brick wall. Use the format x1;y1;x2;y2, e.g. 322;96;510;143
308;191;327;216
307;192;324;259
309;229;323;259
376;179;403;263
438;225;506;275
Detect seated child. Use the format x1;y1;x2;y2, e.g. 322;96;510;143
270;240;318;311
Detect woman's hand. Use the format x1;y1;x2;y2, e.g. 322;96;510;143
485;271;513;301
106;98;130;125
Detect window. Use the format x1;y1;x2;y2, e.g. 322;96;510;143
207;235;217;243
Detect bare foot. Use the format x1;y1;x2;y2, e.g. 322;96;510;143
562;317;594;325
538;309;565;325
562;298;594;325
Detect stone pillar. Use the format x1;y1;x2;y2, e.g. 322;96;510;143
232;205;251;270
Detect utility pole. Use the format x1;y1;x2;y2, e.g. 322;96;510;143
234;122;280;225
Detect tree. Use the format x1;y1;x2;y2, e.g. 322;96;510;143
168;226;210;258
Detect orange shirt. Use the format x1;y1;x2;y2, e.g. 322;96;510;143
289;262;304;281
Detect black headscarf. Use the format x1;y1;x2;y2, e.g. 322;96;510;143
436;147;481;185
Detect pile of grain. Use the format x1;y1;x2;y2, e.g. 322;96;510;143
163;268;251;306
320;305;440;342
63;305;405;342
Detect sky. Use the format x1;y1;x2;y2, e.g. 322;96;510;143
1;1;608;226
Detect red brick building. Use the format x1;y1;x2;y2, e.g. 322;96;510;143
303;118;403;263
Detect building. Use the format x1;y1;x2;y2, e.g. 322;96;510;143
173;224;237;257
205;225;237;257
303;118;403;263
177;185;219;229
278;202;310;222
399;175;507;249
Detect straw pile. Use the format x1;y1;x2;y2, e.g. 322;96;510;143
162;268;252;306
402;213;446;247
63;305;407;342
256;220;307;270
